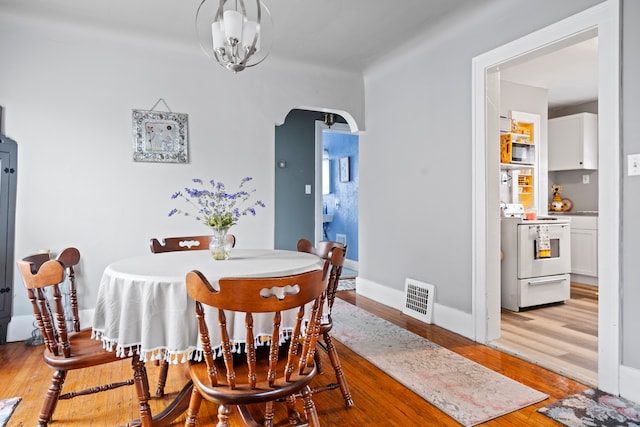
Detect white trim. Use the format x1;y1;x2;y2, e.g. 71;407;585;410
472;0;620;394
619;365;640;404
356;277;474;339
343;258;359;271
6;309;95;342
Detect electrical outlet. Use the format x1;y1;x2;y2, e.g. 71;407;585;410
629;154;640;176
582;175;590;184
304;184;311;194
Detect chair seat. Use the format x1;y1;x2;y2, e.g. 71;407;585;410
43;329;126;370
189;356;317;405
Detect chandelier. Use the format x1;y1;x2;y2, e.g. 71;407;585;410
195;0;272;73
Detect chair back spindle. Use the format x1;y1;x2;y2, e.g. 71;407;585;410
183;269;327;426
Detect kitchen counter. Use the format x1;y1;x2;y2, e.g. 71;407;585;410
547;211;598;216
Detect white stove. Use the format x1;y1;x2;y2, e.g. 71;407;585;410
501;217;571;311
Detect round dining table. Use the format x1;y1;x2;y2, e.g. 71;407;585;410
92;248;324;363
91;248;324;426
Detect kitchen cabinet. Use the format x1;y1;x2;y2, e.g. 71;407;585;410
548;112;598;171
569;216;598;278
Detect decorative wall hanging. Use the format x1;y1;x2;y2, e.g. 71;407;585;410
132;98;188;163
340;156;350;182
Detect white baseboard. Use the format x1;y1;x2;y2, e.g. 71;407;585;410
344;259;358;271
571;273;598;286
6;309;95;342
355;277;474;340
620;365;640;403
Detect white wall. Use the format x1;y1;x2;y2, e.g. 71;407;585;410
358;0;604;330
0;12;364;340
621;0;640;373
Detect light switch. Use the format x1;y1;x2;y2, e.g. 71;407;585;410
628;154;640;176
305;184;311;194
582;175;590;184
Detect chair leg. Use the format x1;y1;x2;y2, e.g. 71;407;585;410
285;395;305;425
217;403;232;427
131;353;153;427
184;387;202;427
38;369;66;426
324;333;354;408
300;386;321;427
314;349;324;374
156;360;169;397
264;401;274;427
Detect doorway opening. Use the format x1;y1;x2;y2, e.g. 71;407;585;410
315;121;359;273
274;109;359;275
472;0;620;394
495;35;599;386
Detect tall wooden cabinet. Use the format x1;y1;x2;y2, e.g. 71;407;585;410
0;135;17;344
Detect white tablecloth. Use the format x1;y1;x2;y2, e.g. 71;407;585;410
92;249;324;363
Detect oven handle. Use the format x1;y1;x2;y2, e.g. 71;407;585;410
527;224;569;230
527;277;566;285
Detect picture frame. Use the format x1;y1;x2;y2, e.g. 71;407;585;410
132;109;188;163
339;156;350;182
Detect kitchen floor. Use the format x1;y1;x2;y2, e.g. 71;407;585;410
492;282;598;387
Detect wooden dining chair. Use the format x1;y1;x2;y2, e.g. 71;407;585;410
149;233;237;397
297;239;354;408
184;269;327;427
149;234;236;253
16;251;153;427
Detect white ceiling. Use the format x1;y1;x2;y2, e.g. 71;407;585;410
499;37;598;108
0;0;597;108
0;0;483;70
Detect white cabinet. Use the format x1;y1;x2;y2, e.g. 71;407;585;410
548;113;598;171
569;216;598;278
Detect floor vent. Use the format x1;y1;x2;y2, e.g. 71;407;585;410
402;278;435;324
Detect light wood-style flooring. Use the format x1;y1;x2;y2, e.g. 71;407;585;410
494;282;598;386
0;291;590;426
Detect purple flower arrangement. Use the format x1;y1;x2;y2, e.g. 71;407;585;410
169;177;265;230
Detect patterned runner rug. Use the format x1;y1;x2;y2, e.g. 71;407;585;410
538;388;640;426
331;299;548;426
0;397;21;427
337;278;356;291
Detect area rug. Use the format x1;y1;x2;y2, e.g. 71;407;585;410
330;299;548;426
337;278;356;291
538;388;640;426
0;397;21;427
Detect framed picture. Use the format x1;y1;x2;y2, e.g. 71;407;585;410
339;156;350;182
132;109;188;163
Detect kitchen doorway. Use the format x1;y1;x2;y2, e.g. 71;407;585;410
495;37;599;386
472;0;620;393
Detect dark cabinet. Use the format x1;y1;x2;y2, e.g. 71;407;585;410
0;135;17;344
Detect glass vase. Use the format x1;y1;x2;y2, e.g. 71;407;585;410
209;227;232;260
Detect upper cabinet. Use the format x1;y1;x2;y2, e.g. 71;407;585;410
548;112;598;171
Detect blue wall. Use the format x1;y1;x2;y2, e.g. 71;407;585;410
274;110;318;250
322;131;359;261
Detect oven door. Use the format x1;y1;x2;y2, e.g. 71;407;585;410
517;223;571;278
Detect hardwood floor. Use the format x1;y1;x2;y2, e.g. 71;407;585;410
0;291;589;426
495;282;598;387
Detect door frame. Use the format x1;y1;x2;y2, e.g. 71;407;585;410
314;121;352;244
471;0;620;393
